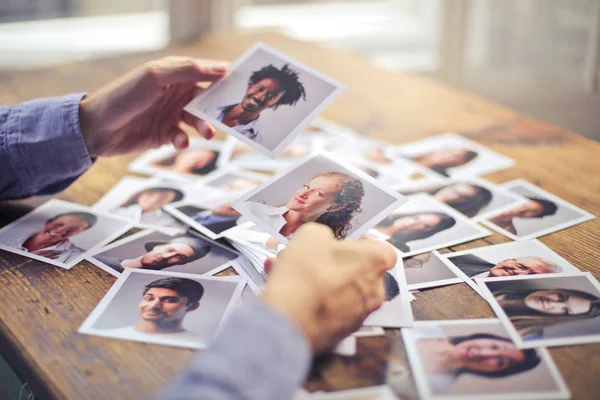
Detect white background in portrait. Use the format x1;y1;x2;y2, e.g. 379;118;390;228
0;199;132;269
79;269;243;349
127;138;228;182
443;240;580;297
477;272;600;348
185;43;344;155
233;153;405;243
87;230;238;277
404;251;462;291
395;133;515;179
403;319;569;400
378;194;491;257
481;180;595;240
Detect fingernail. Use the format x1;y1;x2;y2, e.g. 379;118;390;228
211;64;228;73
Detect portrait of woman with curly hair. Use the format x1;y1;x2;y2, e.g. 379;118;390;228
238;171;365;240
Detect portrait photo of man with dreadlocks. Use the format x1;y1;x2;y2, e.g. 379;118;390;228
185;43;345;155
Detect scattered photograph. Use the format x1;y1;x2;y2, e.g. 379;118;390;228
232;153;406;243
164;193;252;239
0;199;132;269
403;251;462;291
403;319;570;400
364;256;413;328
480;179;595;240
372;194;491;257
310;386;397;399
477;272;600;348
224;134;320;171
87;229;239;277
79;269;244;349
395;133;515;178
200;167;267;193
184;42;345;156
128;138;227;181
396;177;527;219
303;118;360;140
444;240;580;296
92;176;210;234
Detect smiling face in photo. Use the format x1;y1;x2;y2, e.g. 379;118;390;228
524;290;592;316
141;243;196;269
452;336;526;373
38;214;91;245
137;190;178;212
169;148;217;173
285;174;342;216
242;78;286;113
489;257;559;277
139;287;195;324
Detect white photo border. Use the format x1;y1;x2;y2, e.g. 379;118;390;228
405;250;464;291
184;42;346;158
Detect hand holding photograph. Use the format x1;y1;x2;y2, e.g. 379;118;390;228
402;319;570;400
0;199;132;269
480;179;595;240
184;42;345;157
476;272;600;348
231;153;406;243
79;269;243;349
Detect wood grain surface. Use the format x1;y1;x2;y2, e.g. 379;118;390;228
0;32;599;400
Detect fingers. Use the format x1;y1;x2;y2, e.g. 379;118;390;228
166;125;190;150
182;111;216;140
143;57;229;87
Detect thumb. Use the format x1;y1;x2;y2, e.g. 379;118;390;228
144;57;229;87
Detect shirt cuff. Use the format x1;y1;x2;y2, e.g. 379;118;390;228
161;300;311;400
6;93;92;197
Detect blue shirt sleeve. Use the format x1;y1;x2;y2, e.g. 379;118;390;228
160;300;312;400
0;93;92;200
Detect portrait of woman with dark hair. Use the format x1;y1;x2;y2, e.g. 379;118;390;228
401;182;493;218
411;148;479;177
113;187;185;228
152;148;220;177
238;171;365;240
411;326;541;395
491;287;600;339
374;212;456;252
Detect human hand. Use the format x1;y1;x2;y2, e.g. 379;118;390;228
79;57;228;157
260;223;397;354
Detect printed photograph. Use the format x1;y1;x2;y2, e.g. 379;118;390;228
0;199;131;269
397;177;527;219
92;176;210;234
396;133;515;178
128;138;227;181
403;251;462;291
477;273;600;348
403;319;570;400
444;240;580;296
79;269;243;349
363;262;413;328
184;43;345;156
480;179;595;240
87;229;239;277
232;153;406;243
372;194;491;257
303;118;360;140
224;134;320;171
200;168;267;193
164;193;251;239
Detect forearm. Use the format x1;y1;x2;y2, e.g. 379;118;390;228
0;94;92;200
160;300;311;400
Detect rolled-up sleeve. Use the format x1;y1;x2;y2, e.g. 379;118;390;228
160;300;312;400
0;93;92;200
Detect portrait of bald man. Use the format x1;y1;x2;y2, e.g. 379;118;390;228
450;253;563;279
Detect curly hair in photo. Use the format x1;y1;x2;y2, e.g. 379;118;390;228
249;64;306;109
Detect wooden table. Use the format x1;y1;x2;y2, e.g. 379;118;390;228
0;32;599;400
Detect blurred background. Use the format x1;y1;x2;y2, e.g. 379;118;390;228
0;0;599;141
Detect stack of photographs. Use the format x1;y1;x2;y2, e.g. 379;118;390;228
1;41;597;400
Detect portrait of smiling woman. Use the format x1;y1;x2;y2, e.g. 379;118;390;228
492;287;600;339
374;212;456;253
238;171;364;239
